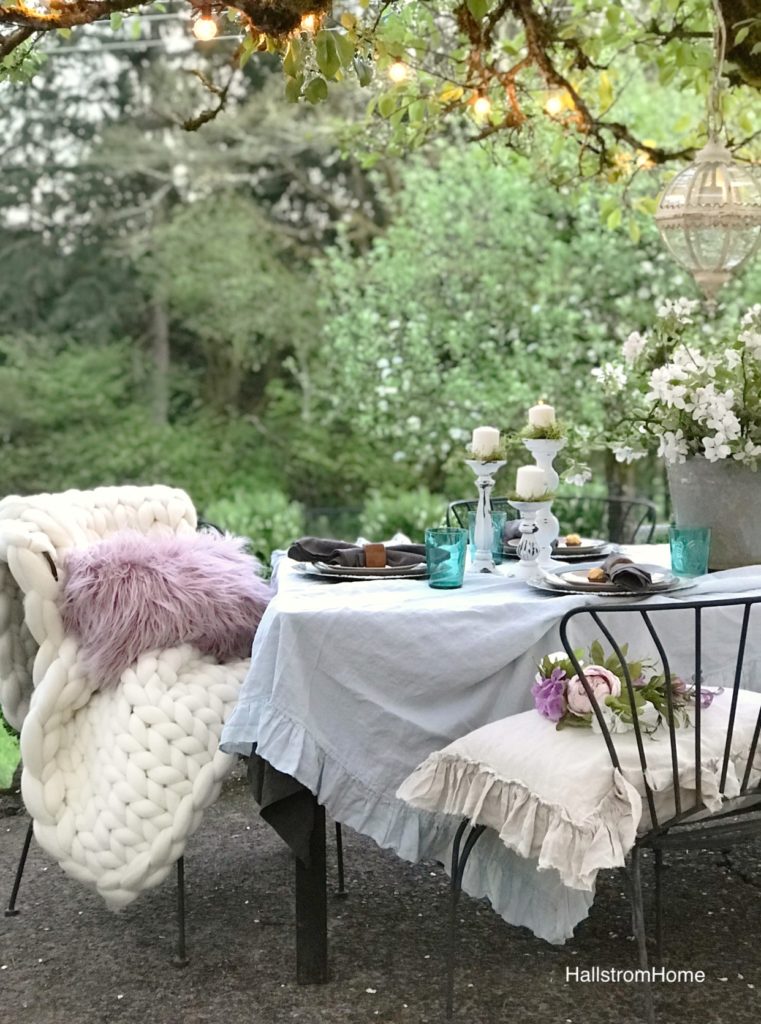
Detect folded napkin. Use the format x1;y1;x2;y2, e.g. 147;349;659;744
288;537;426;568
601;553;653;590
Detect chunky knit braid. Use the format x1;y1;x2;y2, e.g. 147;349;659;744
0;486;248;908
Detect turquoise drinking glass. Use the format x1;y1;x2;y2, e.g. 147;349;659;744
467;510;508;564
669;526;711;577
426;527;467;589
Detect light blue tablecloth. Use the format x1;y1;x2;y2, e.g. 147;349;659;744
222;553;761;943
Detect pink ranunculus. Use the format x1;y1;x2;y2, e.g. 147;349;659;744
566;665;622;716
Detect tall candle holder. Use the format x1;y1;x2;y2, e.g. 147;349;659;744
507;499;555;579
465;459;506;572
522;437;566;568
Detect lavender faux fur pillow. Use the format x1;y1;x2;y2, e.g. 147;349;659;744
61;530;271;686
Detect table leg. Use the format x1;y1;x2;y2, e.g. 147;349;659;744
295;797;328;984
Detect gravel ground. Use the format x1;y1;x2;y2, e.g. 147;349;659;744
1;763;760;1024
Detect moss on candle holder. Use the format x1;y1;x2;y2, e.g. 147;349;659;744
506;490;557;503
465;444;507;462
519;422;566;441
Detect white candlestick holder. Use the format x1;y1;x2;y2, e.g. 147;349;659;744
507;499;555;579
465;459;506;573
522;437;567;569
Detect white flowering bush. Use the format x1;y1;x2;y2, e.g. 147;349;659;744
595;300;761;468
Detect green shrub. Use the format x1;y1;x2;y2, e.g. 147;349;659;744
204;488;305;569
359;488;448;543
0;710;19;790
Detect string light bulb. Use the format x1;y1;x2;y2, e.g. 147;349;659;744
473;94;492;118
193;6;218;41
300;13;318;33
388;61;409;83
544;91;564;116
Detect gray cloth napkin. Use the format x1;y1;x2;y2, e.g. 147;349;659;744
288;536;426;567
601;553;653;590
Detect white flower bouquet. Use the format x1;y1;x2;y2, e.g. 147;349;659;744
593;300;761;468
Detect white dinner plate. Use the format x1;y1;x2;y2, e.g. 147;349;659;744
555;536;609;555
528;572;696;598
502;544;612;563
296;562;429;581
507;536;608;556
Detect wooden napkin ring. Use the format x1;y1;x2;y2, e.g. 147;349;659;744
363;543;386;568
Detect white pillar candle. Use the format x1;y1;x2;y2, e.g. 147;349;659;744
515;465;547;499
471;425;500;457
528;400;556;428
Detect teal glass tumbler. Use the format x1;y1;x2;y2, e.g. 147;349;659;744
426;527;468;589
467;509;508;564
669;526;711;577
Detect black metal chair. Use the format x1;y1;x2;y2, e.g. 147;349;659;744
446;495;658;545
447;596;761;1022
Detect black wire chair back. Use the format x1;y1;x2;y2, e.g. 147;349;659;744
558;596;761;837
446;495;657;545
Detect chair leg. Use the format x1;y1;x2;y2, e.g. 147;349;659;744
445;820;486;1021
630;847;655;1024
334;822;347;899
654;849;664;966
5;818;33;917
174;856;189;968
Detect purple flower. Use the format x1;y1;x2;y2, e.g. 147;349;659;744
532;667;568;723
671;677;689;696
700;686;724;709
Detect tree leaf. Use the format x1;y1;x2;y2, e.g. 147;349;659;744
353;56;374;87
285;75;303;103
304;76;329;104
333;30;356;68
466;0;490;20
283;37;302;78
377;92;397;118
315;30;341;80
439;84;464;103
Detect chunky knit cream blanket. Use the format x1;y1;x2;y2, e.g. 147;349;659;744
0;486;248;908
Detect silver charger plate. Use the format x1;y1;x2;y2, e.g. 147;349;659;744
502;545;613;563
296;561;429;582
527;572;697;598
506;535;608;555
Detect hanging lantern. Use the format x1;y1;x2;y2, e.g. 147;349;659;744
655;137;761;301
653;0;761;301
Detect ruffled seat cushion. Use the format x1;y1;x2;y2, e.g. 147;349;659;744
61;531;271;686
397;689;761;893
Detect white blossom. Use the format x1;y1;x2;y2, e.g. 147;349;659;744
656;297;700;324
406;416;421;431
622;331;647;364
591;362;627;392
565;469;592;486
703;435;732;462
725;349;742;369
672;345;714;377
740;305;761;328
734;440;761;463
646;364;688;406
657;429;689;464
741;329;761;360
611;444;647;464
705;410;741;440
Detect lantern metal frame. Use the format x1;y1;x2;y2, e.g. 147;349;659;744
653;0;761;301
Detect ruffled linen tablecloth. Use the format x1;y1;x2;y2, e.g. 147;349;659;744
222;552;761;943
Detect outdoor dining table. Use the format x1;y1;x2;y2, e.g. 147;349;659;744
220;546;761;984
